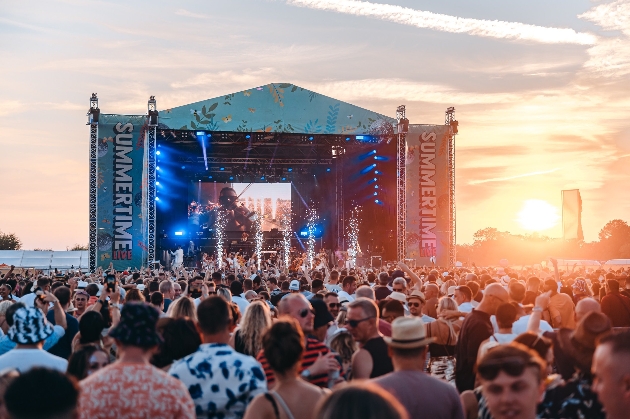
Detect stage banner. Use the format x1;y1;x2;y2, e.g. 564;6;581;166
405;125;451;266
562;189;584;241
95;115;149;270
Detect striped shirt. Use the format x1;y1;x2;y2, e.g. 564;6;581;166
257;337;336;388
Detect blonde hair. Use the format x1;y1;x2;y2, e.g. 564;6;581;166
237;301;272;356
167;296;197;323
0;301;13;316
436;296;458;314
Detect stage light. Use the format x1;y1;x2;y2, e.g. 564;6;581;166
156;181;160;185
356;136;364;140
229;176;234;180
246;135;251;139
373;150;376;153
375;199;383;205
196;131;205;136
374;192;378;196
326;168;331;172
368;178;377;185
374;185;379;188
260;176;265;180
155;197;160;201
156;151;161;155
281;177;286;181
346;137;351;141
288;168;293;172
375;170;381;175
308;136;313;141
174;231;183;236
375;156;388;161
361;164;377;174
181;166;186;169
208;176;213;179
220;167;225;171
156;166;160;170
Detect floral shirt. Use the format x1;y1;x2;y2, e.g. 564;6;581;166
538;372;605;419
169;343;267;419
79;363;196;419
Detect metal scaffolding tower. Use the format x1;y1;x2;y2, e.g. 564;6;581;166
445;107;458;267
396;106;409;262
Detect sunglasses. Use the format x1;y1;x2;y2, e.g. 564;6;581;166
393;288;404;292
347;316;374;328
208;291;217;295
477;356;541;381
299;308;315;318
328;303;342;308
408;302;422;307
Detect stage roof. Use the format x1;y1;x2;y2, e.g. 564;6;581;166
159;83;395;135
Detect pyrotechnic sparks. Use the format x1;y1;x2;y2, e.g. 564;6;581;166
307;208;318;269
254;215;263;271
281;215;292;271
347;206;361;267
215;210;227;266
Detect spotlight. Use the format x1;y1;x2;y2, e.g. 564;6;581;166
156;166;160;170
282;177;286;181
196;131;205;136
220;167;225;171
374;185;379;189
155;197;160;201
246;134;251;139
208;176;213;179
308;136;314;141
156;151;161;155
345;137;351;141
374;192;378;196
156;181;160;185
375;199;382;204
288;168;293;172
229;176;234;180
375;170;381;175
174;231;183;236
261;176;265;180
326;168;331;172
181;166;186;169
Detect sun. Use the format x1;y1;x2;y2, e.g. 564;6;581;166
516;200;560;231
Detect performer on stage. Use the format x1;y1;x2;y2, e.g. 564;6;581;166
170;246;184;269
212;187;256;232
187;241;195;257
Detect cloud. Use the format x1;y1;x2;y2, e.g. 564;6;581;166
175;9;210;19
287;0;597;45
0;100;25;116
468;168;562;185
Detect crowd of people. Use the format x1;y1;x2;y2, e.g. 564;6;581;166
0;258;629;419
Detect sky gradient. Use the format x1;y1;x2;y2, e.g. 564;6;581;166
1;0;629;250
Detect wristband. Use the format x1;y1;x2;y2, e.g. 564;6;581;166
532;306;543;313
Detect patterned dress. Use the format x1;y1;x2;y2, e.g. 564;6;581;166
169;343;267;419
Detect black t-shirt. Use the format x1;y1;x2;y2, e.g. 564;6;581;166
46;311;79;360
455;310;493;393
363;336;394;378
523;290;540;306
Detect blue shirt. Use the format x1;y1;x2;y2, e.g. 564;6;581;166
0;325;65;356
46;311;79;359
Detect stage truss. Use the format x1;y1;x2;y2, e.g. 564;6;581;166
446;107;458;267
396;106;408;262
146;96;158;267
88;94;99;272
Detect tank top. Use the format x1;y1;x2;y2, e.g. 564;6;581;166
362;337;394;378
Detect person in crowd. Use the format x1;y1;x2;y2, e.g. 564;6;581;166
477;343;547;419
72;289;89;318
310;298;335;343
600;279;630;326
257;294;340;388
0;284;16;303
423;283;440;319
149;291;164;313
243;319;328;419
124;288;145;303
151;317;201;371
170;296;266;418
315;383;409;419
374;316;464;419
454;286;474;313
538;311;612;419
166;295;197;322
374;272;393;301
329;331;355;378
5;368;79;419
346;298;393;379
391;277;407;295
425;297;461;383
173;281;182;299
337;276;357;303
0;301;13;335
159;280;175;313
80;302;195;419
592;330;630;419
46;286;79;359
324;270;342;293
230;280;251;314
543;278;576;329
19;278;51;307
481;303;518;348
67;345;110;381
571;278;592;303
72;311;108;352
455;283;509;392
407;291;435;323
355;286;376;300
381;300;405;324
231;300;272;357
522;276;540;305
0;305;68;372
324;292;341;319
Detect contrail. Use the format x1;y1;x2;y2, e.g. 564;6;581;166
469;168;561;185
287;0;596;45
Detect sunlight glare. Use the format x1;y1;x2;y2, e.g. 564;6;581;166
516;199;560;231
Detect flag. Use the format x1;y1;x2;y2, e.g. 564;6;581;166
562;190;584;241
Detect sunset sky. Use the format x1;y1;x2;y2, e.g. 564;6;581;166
1;0;629;250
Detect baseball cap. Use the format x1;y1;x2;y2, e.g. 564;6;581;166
289;280;300;291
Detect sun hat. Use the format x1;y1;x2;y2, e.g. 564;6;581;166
77;281;88;289
289;280;300;291
388;291;407;304
8;307;54;344
136;284;146;291
383;316;434;349
407;290;426;304
108;302;162;348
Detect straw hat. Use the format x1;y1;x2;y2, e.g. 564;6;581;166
407;290;426;304
383;317;434;349
388;291;407;304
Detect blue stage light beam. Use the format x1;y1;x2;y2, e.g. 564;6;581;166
360;163;377;174
374;155;389;161
197;131;208;171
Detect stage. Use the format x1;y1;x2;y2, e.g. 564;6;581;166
87;84;457;271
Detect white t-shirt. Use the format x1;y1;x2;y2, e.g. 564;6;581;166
325;284;342;294
0;348;67;373
231;296;250;315
337;290;355;303
512;315;553;335
19;293;36;307
458;302;474;313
